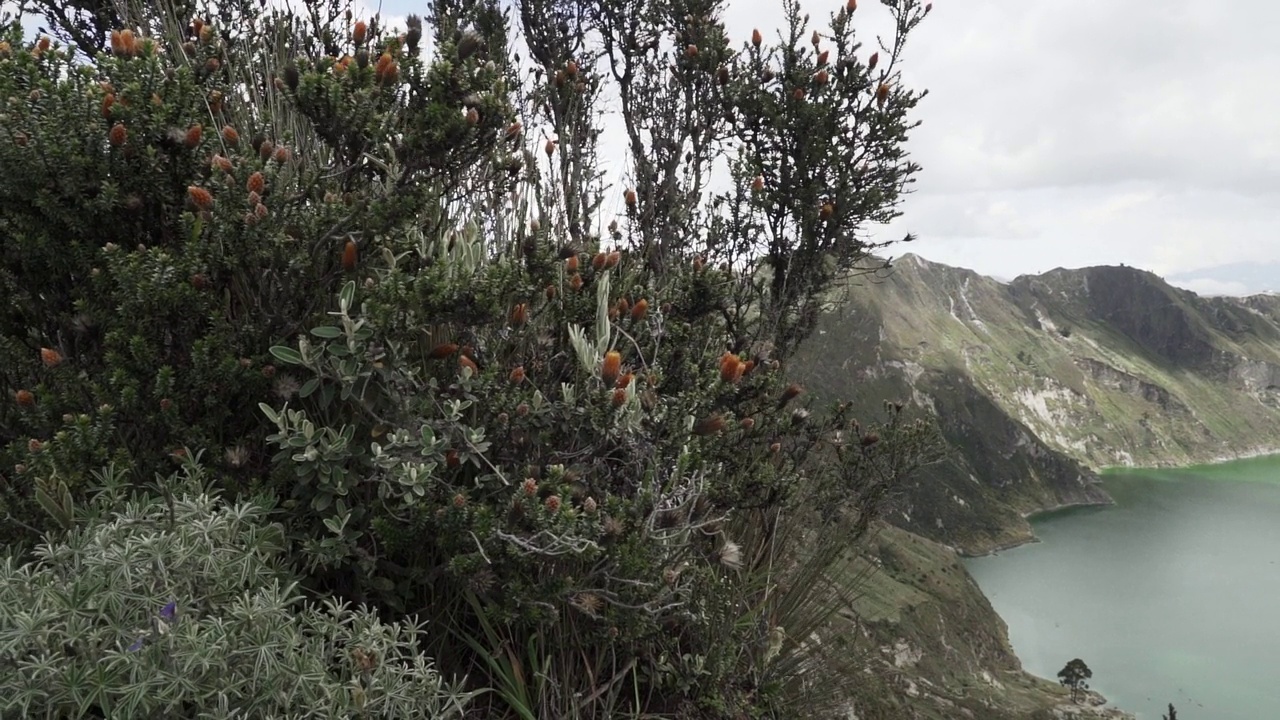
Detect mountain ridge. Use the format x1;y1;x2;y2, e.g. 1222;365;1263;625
788;251;1280;719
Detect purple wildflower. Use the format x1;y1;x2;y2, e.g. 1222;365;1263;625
127;636;144;652
160;600;176;620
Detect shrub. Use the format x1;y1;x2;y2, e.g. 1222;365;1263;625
0;459;474;718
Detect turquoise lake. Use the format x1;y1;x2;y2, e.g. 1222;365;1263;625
965;455;1280;720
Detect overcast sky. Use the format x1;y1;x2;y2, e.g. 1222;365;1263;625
16;0;1280;293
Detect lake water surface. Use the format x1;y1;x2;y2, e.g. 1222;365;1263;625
965;455;1280;720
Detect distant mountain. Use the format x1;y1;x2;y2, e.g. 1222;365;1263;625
784;253;1280;719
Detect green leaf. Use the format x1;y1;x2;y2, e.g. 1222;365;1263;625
339;280;356;311
420;425;435;446
311;493;333;513
309;326;343;339
299;378;321;398
269;345;304;365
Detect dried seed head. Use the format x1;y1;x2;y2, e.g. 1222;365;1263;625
694;414;726;436
583;496;598;513
247;171;265;194
522;477;538;496
717;540;743;569
211;154;232;172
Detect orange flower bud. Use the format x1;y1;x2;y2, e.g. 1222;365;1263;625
353;20;367;44
120;29;136;56
14;390;35;407
545;139;557;156
546;284;557;300
510;366;526;384
460;355;478;375
868;51;879;72
876;82;890;107
247;171;265;194
718;66;730;85
793;87;806;101
108;122;127;146
685;44;698;58
566;255;580;272
624;188;637;207
719;352;744;383
814;69;829;85
631;298;648;321
452;492;466;507
273;146;290;163
510;302;528;325
817;50;829;66
592;252;607;271
611;387;627;407
342;239;358;271
751;29;762;47
777;383;804;408
187;186;214;210
40;347;64;367
615;372;634;389
606;251;621;269
101;93;114;118
694;414;726;436
430;343;459;359
740;417;755;430
183;124;202;148
570;273;583;291
221;125;239;146
601;350;622;387
545;495;562;512
820;202;835;220
566;60;579;76
847;0;857;11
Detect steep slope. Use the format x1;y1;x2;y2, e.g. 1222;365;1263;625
794;254;1280;553
787;255;1280;719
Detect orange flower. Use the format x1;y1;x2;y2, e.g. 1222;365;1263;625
101;93;115;118
183;124;202;148
606;251;621;269
273;146;290;163
876;82;891;107
460;355;479;375
566;255;580;272
353;20;368;44
615;372;634;389
110;30;123;55
611;388;627;408
693;414;726;436
814;69;829;85
187;185;214;210
742;359;756;374
466;108;479;125
258;139;274;160
545;495;562;512
14;389;35;407
793;87;806;101
624;188;637;207
545;139;557;156
545;284;557;300
254;203;268;219
740;417;755;430
752;175;764;191
452;491;466;507
40;347;64;367
510;365;526;384
429;343;459;359
751;29;762;47
569;273;583;291
510;302;528;326
121;29;137;56
247;171;265;194
719;352;744;383
566;59;579;77
108;122;127;146
847;0;857;11
592;252;607;271
506;122;522;140
685;44;698;58
777;383;804;409
248;191;261;206
817;50;829;66
820;202;834;220
221;125;239;146
631;298;648;321
342;239;358;271
601;350;622;387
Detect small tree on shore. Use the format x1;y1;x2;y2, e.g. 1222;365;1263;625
1057;658;1093;703
1163;703;1178;720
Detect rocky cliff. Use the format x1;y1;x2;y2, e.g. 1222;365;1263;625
791;255;1280;718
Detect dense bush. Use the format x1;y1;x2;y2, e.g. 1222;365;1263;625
0;459;474;718
0;0;940;716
